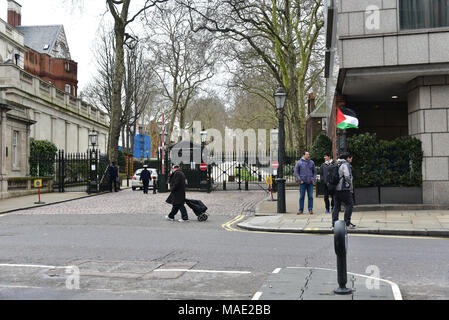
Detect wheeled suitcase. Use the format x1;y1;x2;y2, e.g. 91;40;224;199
185;199;208;221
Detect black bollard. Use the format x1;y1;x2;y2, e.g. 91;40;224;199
333;220;352;295
153;180;157;194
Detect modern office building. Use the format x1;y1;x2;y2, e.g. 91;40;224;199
325;0;449;204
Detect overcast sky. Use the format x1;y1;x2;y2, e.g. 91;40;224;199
0;0;118;91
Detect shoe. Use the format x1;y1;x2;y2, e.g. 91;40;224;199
165;215;175;221
297;210;303;215
325;210;330;214
309;210;313;215
347;222;356;229
178;219;189;222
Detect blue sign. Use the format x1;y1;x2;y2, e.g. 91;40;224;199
133;134;152;159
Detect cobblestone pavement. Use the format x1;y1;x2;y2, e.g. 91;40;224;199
10;189;268;217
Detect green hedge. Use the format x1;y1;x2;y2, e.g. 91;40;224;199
29;139;58;177
310;133;332;167
347;133;423;187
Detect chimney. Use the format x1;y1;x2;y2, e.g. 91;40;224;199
7;0;22;27
308;93;315;115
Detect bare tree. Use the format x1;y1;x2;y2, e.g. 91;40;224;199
182;0;325;151
144;3;221;141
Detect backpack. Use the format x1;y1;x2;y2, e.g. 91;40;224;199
326;162;341;186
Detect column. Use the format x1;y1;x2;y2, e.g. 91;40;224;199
407;76;449;205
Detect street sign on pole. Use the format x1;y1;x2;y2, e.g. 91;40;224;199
272;161;279;169
200;163;208;171
34;179;45;204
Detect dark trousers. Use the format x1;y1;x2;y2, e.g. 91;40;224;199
142;181;149;194
168;204;188;220
332;190;353;226
323;184;335;212
109;178;118;192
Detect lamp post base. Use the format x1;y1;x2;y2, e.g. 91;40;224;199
276;178;286;213
334;287;353;295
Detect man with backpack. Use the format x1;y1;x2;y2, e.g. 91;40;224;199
294;151;317;215
331;152;356;229
320;152;335;214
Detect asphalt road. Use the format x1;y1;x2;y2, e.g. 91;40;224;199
0;190;448;300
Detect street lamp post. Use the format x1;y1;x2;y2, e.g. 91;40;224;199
274;87;287;213
88;130;98;194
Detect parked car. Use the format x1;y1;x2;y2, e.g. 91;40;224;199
131;168;158;191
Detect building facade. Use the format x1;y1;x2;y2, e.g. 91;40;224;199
0;0;109;199
325;0;449;204
8;0;79;97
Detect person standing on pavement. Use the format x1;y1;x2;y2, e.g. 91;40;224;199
165;165;189;222
140;165;152;194
294;151;317;215
108;162;119;192
332;152;356;229
320;152;335;214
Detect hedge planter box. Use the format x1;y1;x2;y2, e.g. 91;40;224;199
380;187;422;204
354;187;379;205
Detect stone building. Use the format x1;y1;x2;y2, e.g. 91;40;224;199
0;0;109;199
325;0;449;204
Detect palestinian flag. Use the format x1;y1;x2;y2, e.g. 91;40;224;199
337;107;359;130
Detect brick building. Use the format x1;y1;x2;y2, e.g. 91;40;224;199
7;0;78;97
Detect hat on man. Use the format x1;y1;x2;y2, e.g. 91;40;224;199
143;165;148;168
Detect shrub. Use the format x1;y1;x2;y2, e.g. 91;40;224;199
29;139;58;177
310;133;332;167
347;133;423;187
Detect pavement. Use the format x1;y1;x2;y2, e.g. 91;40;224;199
0;180;132;214
253;267;401;300
238;190;449;237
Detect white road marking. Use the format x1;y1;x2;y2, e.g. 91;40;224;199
286;266;402;300
0;263;72;269
272;268;282;274
154;269;251;274
251;291;263;300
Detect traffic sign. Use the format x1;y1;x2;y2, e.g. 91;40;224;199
265;177;273;185
34;179;42;188
200;163;208;171
272;161;279;169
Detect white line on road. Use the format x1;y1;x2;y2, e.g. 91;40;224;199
251;292;263;300
286;266;402;300
272;268;282;274
0;263;73;269
154;269;251;274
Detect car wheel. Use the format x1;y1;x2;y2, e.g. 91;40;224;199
132;187;136;191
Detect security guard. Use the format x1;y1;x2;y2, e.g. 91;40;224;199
140;165;152;194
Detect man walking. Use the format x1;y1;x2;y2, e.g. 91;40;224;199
320;152;335;214
140;165;152;194
332;153;356;229
294;151;316;215
165;165;189;222
108;162;119;192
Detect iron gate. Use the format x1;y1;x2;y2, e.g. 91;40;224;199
161;149;302;192
54;150;110;193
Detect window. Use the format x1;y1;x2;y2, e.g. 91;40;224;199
400;0;449;30
65;84;71;93
12;131;18;168
65;62;71;72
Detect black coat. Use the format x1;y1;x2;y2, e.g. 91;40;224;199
140;169;151;183
166;169;186;205
109;165;118;179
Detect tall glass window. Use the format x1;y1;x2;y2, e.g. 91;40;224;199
400;0;449;30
